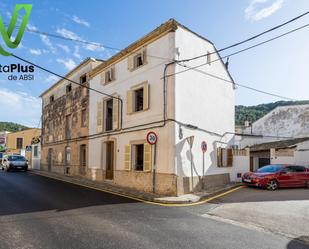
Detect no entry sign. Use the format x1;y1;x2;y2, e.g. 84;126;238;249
146;131;158;145
201;141;207;153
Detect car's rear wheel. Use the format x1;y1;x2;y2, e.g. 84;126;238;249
306;181;309;189
267;179;279;190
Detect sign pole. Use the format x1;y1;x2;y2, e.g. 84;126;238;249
202;151;205;189
146;131;158;194
152;143;157;193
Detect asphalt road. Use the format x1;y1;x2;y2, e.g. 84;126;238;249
0;171;308;249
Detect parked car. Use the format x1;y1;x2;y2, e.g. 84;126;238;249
2;155;28;172
242;164;309;190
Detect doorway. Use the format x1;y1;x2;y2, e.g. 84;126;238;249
105;141;114;180
79;144;87;175
47;148;53;171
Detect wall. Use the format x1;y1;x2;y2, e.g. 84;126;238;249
230;153;250;182
40;60;99;177
6;129;41;151
174;27;235;193
88;32;177;195
240;105;309;148
294;140;309;166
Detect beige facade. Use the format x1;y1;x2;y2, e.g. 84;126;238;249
6;128;41;162
40;58;102;176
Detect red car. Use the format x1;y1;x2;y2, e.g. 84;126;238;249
242;164;309;190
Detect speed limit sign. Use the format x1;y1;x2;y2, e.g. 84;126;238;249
146;131;158;145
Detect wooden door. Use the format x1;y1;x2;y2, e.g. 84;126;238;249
105;142;114;180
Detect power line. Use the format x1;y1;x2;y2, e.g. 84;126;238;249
23;27;173;61
177;62;296;101
11;53;121;101
180;10;309;62
166;23;309;79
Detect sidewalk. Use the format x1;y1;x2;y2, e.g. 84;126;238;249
30;169;242;205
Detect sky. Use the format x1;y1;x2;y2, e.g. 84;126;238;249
0;0;309;127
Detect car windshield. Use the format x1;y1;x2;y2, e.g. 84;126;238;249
256;165;283;173
8;155;26;161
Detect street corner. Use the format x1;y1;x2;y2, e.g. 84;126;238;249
203;186;309;240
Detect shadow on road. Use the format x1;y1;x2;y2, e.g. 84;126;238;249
287;236;309;249
0;172;138;216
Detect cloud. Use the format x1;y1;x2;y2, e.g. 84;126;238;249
85;42;104;52
56;28;82;40
27;23;38;31
72;15;90;27
56;58;77;70
40;34;56;53
245;0;284;21
73;46;81;59
0;88;41;127
56;44;70;53
29;49;42;56
46;75;59;83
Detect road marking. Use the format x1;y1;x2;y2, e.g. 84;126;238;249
30;171;244;207
202;213;309;246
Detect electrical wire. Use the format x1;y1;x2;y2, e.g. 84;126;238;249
180;11;309;62
177;62;296;101
168;23;309;79
17;25;173;62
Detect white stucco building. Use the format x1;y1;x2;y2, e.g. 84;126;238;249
87;19;235;196
237;104;309;171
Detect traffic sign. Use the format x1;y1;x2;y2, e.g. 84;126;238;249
146;131;158;145
201;141;207;153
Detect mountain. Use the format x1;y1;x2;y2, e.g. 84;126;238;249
235;100;309;126
0;122;29;132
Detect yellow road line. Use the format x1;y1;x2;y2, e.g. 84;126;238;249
30;171;244;207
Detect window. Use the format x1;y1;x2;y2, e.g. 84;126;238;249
134;144;144;171
127;82;149;114
48;120;53;133
124;143;152;172
81;109;87;127
80;144;86;168
65;115;71;139
134;53;143;68
16;138;23;149
66;84;72;94
134;88;144;112
65;146;71;166
293;166;306;172
49;95;54;103
33;145;38;157
128;48;147;71
217;148;233;167
80;74;87;84
105;99;113;131
104;67;115;84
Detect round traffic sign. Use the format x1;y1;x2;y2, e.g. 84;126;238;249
146;131;158;145
201;141;207;153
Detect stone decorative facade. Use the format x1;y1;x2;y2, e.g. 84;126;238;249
40;58;102;176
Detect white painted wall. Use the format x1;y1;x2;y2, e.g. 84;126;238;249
231;155;250;182
294;140;309;166
174;27;235;178
88;32;176;174
31;144;41;170
271;156;294;165
240;105;309;148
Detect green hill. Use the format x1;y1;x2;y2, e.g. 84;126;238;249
0;122;29;132
236;100;309;125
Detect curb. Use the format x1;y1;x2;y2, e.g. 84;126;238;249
30;170;244;206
